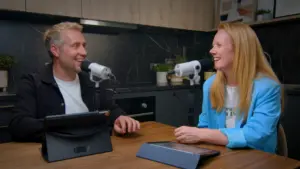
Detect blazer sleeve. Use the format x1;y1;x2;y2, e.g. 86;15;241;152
219;83;281;148
9;74;44;142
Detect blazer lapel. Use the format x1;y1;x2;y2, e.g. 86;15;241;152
217;110;226;128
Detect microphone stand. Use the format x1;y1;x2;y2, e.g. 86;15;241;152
89;73;119;136
89;72;118;112
89;73;102;112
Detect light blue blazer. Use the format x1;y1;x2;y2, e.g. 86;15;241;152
198;74;281;153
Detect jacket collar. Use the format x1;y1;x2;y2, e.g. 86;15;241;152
78;71;96;88
40;63;56;84
40;62;94;88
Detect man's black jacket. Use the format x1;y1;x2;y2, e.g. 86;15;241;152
9;63;124;142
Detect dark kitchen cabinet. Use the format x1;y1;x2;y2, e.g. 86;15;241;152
0;93;16;143
155;88;202;127
112;86;202;127
281;87;300;160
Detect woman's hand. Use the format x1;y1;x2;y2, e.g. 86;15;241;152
174;126;229;145
174;126;203;144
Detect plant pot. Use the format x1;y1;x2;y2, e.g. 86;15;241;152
0;70;8;90
257;14;264;21
263;13;272;20
170;75;183;85
156;72;168;86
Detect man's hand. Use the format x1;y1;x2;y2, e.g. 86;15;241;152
174;126;202;144
114;115;140;134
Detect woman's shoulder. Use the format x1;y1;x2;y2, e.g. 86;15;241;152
253;75;281;93
202;73;281;92
203;74;216;90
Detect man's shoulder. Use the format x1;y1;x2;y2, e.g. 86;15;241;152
19;63;53;87
19;71;40;83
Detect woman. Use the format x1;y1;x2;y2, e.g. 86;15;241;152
174;22;282;154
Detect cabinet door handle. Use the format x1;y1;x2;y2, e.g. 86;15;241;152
0;105;14;109
0;125;8;129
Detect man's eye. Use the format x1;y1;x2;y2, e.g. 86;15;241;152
72;44;79;48
212;44;221;48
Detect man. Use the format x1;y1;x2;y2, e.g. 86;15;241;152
9;22;140;142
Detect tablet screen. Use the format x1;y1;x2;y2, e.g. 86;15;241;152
149;142;219;156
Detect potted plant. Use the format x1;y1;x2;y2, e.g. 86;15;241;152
169;55;187;85
0;55;14;91
256;9;272;21
175;55;186;64
152;63;172;86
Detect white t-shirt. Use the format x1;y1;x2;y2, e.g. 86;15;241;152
54;75;89;114
224;85;239;128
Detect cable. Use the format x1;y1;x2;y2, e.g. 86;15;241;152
27;23;44;34
145;34;172;54
264;51;272;65
264;51;285;83
279;52;285;83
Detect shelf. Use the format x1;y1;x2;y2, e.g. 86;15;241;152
209;14;300;32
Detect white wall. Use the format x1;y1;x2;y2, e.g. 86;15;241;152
274;0;300;17
257;0;274;14
215;0;275;16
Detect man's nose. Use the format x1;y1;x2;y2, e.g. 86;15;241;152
209;48;216;55
79;45;87;56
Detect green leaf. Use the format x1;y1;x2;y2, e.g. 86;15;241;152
153;63;173;72
0;55;15;70
175;55;187;64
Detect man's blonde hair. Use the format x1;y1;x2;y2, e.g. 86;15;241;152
43;22;83;53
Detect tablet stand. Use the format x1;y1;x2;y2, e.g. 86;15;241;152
136;141;220;169
41;113;113;162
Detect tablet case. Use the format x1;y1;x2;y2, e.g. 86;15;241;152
136;141;220;169
41;111;113;162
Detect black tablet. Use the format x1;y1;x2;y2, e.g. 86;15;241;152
147;141;220;157
41;110;113;162
44;110;108;129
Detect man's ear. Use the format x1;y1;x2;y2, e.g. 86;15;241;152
50;44;60;59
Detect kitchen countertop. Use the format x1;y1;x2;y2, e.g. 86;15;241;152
2;84;300;101
111;83;202;94
283;84;300;95
2;84;299;96
0;84;202;98
0;92;16;97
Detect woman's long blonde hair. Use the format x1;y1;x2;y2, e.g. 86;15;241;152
210;22;283;121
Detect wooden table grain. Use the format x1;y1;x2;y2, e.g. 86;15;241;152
0;121;299;169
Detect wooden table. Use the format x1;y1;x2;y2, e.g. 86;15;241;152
0;121;299;169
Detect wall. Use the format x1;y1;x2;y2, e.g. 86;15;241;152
253;21;300;84
257;0;274;13
0;18;214;92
